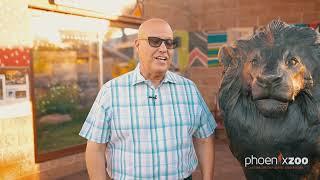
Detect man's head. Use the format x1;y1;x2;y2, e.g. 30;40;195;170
135;18;175;78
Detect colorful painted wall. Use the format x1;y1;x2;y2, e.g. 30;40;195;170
174;31;225;72
207;33;227;67
174;31;208;72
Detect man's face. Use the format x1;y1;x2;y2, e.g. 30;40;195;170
135;22;174;75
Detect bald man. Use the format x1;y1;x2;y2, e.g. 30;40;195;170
80;18;216;180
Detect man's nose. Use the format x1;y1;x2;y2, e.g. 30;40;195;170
159;41;167;51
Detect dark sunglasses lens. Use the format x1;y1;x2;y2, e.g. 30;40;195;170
147;37;177;49
148;37;162;47
164;39;175;49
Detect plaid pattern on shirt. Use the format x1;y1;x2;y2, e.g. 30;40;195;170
79;65;216;180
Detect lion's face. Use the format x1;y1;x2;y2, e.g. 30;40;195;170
242;48;308;117
218;20;318;119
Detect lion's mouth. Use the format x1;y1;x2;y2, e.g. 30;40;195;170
253;96;289;103
254;98;289;118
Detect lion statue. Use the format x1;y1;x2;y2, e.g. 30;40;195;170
218;20;320;180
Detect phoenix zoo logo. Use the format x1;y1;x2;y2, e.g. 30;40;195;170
244;152;309;170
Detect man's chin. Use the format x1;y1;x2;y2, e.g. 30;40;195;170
152;64;169;73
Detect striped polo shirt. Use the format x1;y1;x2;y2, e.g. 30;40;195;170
79;65;216;180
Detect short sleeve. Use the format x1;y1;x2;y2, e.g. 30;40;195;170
193;87;217;138
79;84;112;143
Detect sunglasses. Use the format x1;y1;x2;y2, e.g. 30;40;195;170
140;37;178;49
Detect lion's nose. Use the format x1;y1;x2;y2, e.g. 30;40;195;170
256;75;282;87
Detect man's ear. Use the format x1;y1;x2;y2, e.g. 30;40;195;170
134;39;139;49
218;46;237;68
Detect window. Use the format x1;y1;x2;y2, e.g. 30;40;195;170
0;69;29;102
31;9;138;162
31;10;104;161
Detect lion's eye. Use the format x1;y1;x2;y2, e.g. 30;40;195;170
286;57;299;66
251;58;258;65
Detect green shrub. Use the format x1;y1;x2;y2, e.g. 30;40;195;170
36;83;80;116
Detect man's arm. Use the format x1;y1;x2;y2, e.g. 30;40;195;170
193;134;215;180
85;140;107;180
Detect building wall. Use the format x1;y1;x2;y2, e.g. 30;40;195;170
0;115;86;179
0;0;319;179
144;0;320;31
0;0;34;179
144;0;320;112
201;0;320;31
0;0;87;179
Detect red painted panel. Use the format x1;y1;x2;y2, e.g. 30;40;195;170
0;47;31;67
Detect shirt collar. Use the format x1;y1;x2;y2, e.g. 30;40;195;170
131;63;177;86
